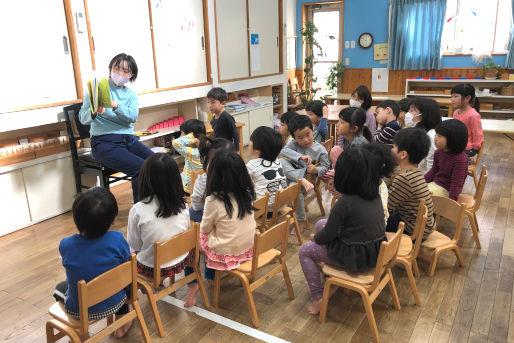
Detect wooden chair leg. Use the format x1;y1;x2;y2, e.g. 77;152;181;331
402;261;421;306
316;187;325;216
213;270;221;308
280;257;295;299
46;319;80;343
427;251;439;277
467;211;481;249
292;213;304;245
387;270;401;310
239;274;260;327
193;263;211;308
472;169;478;187
453;247;465;267
473;212;479;231
318;279;333;323
359;290;379;343
412;260;420;278
138;281;165;337
133;301;152;343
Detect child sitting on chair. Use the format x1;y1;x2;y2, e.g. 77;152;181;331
374;100;402;145
172;119;206;194
388;129;435;238
126;153;199;307
280;115;330;233
279;111;299;145
200;149;256;282
247;126;287;213
305;100;329;143
53;187;133;339
299;146;387;315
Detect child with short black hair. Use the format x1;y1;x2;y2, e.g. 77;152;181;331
405;98;442;173
201;149;256;280
425;119;469;201
305;100;329;142
397;97;410;128
127;153;199;307
451;83;483;158
280;115;330;231
349;85;377;136
279;111;298;145
388;129;435;238
189;137;235;223
374;100;402;145
54;187;133;338
247;126;287;210
173;119;206;194
299;146;387;315
207;87;239;150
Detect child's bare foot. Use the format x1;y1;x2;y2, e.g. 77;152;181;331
113;319;133;338
290;221;305;235
307;298;323;315
184;283;199;308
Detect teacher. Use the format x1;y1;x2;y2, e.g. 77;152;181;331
79;53;153;202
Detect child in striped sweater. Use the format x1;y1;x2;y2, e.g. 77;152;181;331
424;119;469;201
388;128;435;238
374;100;402;145
172;119;206;194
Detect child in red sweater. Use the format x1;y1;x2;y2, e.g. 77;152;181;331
424;119;468;201
451;83;483;158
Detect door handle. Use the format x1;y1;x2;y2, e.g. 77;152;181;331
63;36;69;54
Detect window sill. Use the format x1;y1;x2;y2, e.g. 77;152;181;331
443;53;507;57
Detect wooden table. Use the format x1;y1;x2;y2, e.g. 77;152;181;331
205;121;245;158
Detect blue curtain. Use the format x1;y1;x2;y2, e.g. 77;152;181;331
505;0;514;69
389;0;447;70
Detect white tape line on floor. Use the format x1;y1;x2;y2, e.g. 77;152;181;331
161;296;291;343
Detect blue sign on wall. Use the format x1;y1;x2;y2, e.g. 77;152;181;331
251;34;259;45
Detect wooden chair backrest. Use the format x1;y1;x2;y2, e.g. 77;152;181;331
271;182;301;223
474;141;485;166
321;136;334;154
190;169;205;194
432;196;466;242
370;222;404;290
151;223;198;288
472;166;488;211
407;200;428;259
77;254;137;332
248;216;290;279
253;192;269;221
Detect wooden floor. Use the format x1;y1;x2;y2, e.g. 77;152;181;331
1;132;514;343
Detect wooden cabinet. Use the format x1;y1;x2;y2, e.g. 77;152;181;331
248;0;280;76
249;106;273;133
405;79;514;118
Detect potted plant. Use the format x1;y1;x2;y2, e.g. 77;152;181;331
325;62;345;97
481;60;503;79
297;21;323;108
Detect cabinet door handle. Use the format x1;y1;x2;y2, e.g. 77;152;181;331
63;36;69;54
201;36;204;50
277;36;278;47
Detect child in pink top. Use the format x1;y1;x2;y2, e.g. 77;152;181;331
451;83;483;158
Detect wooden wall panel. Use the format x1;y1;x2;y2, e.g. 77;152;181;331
288;67;491;95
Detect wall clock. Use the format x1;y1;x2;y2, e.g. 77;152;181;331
358;32;373;49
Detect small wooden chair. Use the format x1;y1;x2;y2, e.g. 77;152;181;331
421;196;466;277
137;222;210;337
190;169;205;195
46;254;151;343
458;165;488;249
253;192;270;233
270;182;303;244
468;141;484;187
213;217;295;327
319;223;405;343
385;200;428;306
304;137;334;222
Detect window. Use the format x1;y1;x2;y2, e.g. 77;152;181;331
441;0;512;55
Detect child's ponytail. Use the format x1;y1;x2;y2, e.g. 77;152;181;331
362;126;372;142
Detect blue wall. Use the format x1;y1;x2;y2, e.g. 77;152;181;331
295;0;507;69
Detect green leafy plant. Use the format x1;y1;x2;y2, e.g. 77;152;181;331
325;62;345;95
480;59;502;79
298;21;323;107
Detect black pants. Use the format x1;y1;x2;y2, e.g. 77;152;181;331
53;281;129;316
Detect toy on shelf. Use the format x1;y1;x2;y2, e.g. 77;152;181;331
0;135;70;167
147;116;185;131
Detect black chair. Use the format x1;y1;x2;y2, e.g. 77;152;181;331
63;103;132;194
